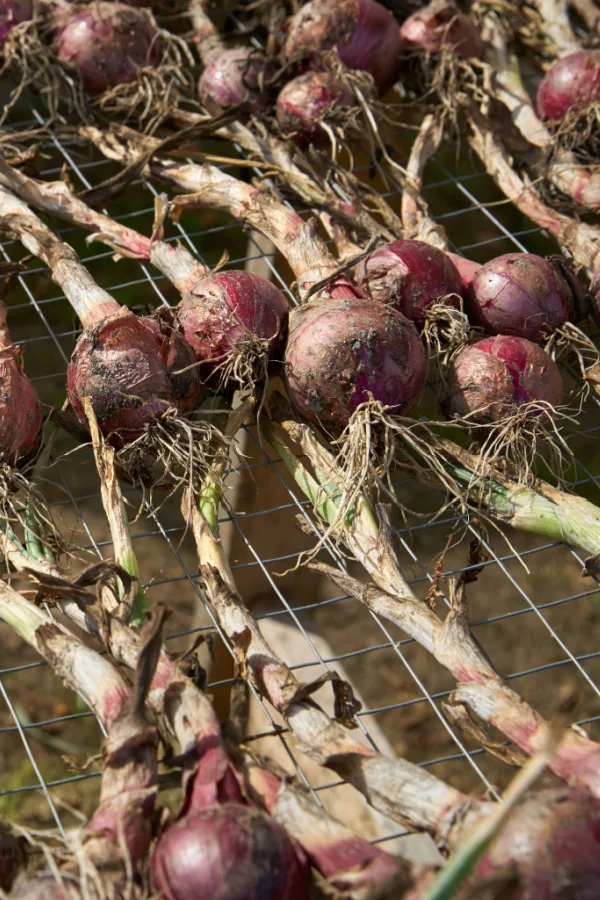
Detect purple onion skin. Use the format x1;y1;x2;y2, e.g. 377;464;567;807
444;335;563;422
467;252;587;342
282;0;403;91
54;2;161;95
67;314;202;446
0;351;42;465
354;239;463;328
399;0;483;58
537;50;600;120
0;0;31;47
151;804;312;900
406;787;600;900
276;72;353;139
199;48;275;113
284;298;426;427
175;271;289;378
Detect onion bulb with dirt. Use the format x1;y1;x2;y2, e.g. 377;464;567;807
53;1;161;94
354;238;464;328
537;49;600;120
282;0;404;91
399;0;484;58
174;270;289;387
443;335;564;422
284;298;426;428
275;71;354;139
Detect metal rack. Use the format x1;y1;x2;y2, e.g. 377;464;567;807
1;70;600;854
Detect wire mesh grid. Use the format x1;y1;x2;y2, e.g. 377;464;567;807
1;49;600;853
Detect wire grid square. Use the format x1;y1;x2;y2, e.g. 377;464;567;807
0;78;599;850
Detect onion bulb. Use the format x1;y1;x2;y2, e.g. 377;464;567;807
537;50;600;120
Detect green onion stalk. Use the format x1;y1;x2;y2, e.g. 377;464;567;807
261;400;600;800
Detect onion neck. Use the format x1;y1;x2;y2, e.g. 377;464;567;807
189;0;224;62
0;303;13;352
149;241;207;295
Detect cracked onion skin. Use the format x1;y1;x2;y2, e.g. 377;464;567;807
151;803;311;900
276;72;353;139
467;252;587;342
67;312;202;446
537;50;600;120
199;48;275;113
54;1;161;95
354;239;463;328
0;342;42;466
399;0;483;58
444;335;563;422
282;0;403;91
284;298;426;427
175;271;289;377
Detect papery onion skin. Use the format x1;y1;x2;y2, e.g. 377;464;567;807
276;71;353;138
467;252;587;342
54;1;161;95
284;298;426;427
354;239;463;327
0;0;31;47
151;803;312;900
444;335;563;422
175;270;289;376
282;0;403;90
67;313;201;445
199;48;274;112
399;0;484;58
537;50;600;120
0;347;42;465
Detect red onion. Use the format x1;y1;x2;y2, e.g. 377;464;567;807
54;1;161;95
399;0;484;58
67;314;201;445
275;71;353;138
354;239;463;328
199;48;275;113
151;804;311;900
444;335;563;421
282;0;403;91
446;252;482;294
467;252;587;342
0;306;42;465
0;0;31;47
174;271;289;378
284;298;426;427
537;50;600;120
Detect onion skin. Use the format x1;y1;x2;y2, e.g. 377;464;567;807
399;0;484;58
354;239;463;327
282;0;403;91
151;804;311;900
467;252;587;342
0;337;42;465
0;0;31;47
537;50;600;120
54;1;161;95
444;335;563;422
284;298;426;427
67;313;201;445
175;270;289;376
199;48;274;113
276;72;353;139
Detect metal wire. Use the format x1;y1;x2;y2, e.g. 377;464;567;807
1;63;600;851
